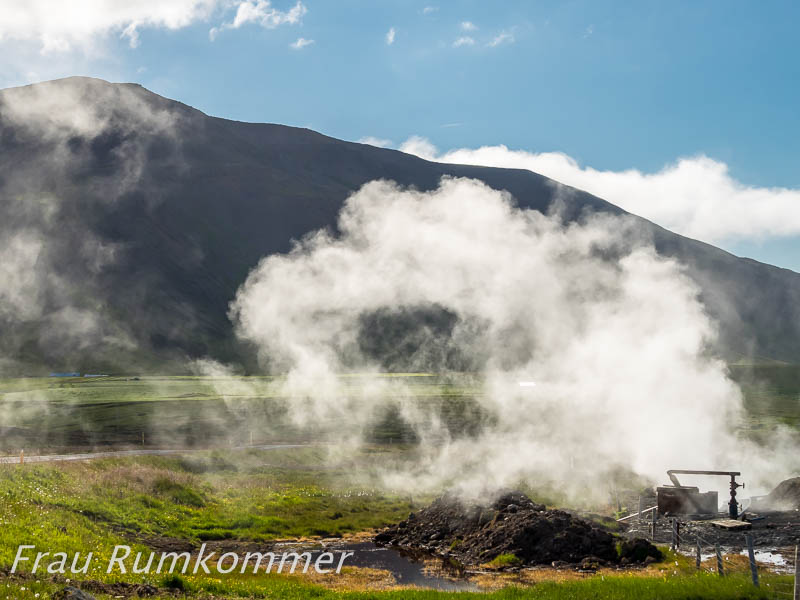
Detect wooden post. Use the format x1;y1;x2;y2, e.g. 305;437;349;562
793;545;798;600
638;496;645;523
745;534;759;587
695;538;701;569
19;449;23;465
671;519;677;551
141;431;145;446
715;544;724;577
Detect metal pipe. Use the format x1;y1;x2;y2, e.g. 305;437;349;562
616;505;657;522
665;470;743;519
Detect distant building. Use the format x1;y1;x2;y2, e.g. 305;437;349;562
83;374;109;378
49;372;80;378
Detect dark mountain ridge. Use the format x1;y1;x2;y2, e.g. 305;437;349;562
0;76;798;372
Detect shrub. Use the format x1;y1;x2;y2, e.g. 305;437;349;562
162;574;186;590
488;553;522;568
153;476;205;507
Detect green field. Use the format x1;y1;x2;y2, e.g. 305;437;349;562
731;365;800;431
0;370;798;598
0;374;488;452
1;366;797;454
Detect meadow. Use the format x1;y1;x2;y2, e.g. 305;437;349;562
1;367;795;453
0;374;484;452
0;369;798;598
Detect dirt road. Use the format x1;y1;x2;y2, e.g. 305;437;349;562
0;444;309;465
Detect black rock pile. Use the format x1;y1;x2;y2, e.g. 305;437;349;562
375;491;661;569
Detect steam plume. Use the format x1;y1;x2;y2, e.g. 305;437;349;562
231;177;799;499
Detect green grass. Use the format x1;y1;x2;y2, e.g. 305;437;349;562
0;571;784;599
0;449;425;595
488;553;523;568
730;364;800;431
0;449;420;548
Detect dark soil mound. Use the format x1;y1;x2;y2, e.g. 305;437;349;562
763;477;800;510
375;491;659;568
53;588;96;600
618;538;663;565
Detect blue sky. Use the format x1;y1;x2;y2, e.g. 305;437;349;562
3;0;800;270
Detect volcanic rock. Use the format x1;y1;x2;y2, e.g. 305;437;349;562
376;491;659;568
53;587;96;600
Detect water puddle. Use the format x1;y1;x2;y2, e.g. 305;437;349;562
277;541;479;591
740;549;792;571
680;548;792;573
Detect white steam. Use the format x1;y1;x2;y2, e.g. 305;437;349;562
0;78;185;196
0;78;184;372
232;177;798;499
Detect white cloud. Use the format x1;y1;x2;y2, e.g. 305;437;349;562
210;0;306;40
399;135;438;158
460;21;477;31
488;30;515;47
358;136;393;148
0;0;220;52
289;36;313;49
385;27;396;45
397;137;800;244
453;36;475;47
422;6;439;15
0;0;307;57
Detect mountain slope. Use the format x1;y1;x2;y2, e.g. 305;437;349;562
0;76;798;372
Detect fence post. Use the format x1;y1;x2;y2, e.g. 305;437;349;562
793;545;798;600
745;534;759;587
671;519;677;551
715;544;724;576
696;538;701;569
